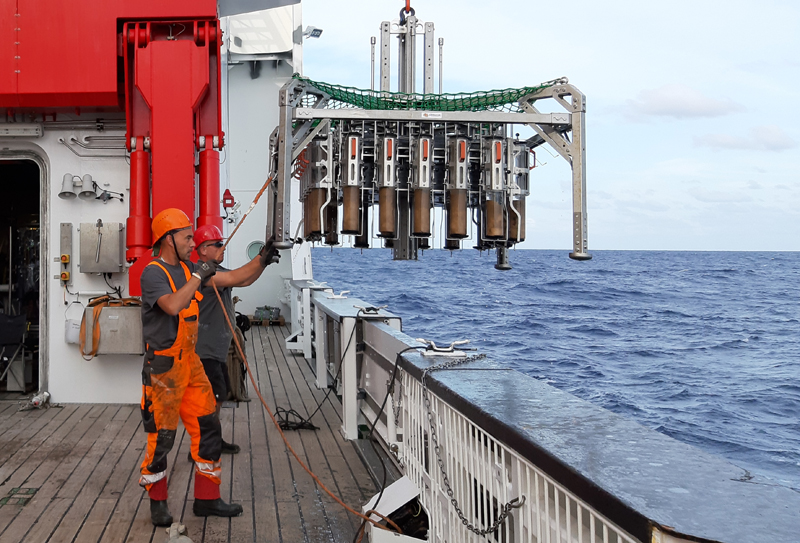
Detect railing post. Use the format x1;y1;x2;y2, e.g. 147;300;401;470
340;317;359;440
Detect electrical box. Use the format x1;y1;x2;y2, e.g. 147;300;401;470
79;220;124;273
81;306;144;355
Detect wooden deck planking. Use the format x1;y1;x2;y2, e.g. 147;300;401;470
268;326;374;538
249;326;310;543
0;326;383;543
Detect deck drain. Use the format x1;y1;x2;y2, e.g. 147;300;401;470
0;487;38;506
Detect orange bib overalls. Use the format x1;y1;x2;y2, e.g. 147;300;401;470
139;260;222;501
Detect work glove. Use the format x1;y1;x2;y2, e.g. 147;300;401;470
195;260;217;283
259;238;280;268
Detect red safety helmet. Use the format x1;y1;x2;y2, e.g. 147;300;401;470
151;208;192;245
194;224;224;249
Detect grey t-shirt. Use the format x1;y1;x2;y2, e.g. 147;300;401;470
140;259;198;351
196;263;234;362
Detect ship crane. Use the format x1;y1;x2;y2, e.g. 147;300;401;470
266;3;591;270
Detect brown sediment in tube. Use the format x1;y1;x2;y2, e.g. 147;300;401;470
412;188;431;236
379;187;396;237
304;188;325;238
485;196;505;239
447;189;468;239
342;186;360;234
354;190;370;248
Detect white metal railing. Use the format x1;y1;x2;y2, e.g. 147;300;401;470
401;369;641;543
295;291;643;543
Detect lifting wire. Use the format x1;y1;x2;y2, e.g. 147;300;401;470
220;172;275;252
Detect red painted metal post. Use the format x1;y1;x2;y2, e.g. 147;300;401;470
126;148;152;262
135;38;208;216
198;138;222;230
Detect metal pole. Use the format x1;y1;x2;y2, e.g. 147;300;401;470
423;22;434;94
394;15;418;261
438;38;444;94
568;90;591;260
370;36;376;91
380;22;391;93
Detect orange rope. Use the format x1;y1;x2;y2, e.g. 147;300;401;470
210;279;402;535
221;173;275;251
405;0;411;13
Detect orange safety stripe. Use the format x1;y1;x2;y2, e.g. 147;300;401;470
147;260;202;300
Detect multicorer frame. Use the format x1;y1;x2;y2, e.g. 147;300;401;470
266;8;590;269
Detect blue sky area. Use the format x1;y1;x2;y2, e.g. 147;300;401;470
300;0;800;251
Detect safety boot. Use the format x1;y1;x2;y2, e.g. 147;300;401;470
193;498;243;518
221;440;240;454
150;499;173;526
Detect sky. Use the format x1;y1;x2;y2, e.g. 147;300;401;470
300;0;800;251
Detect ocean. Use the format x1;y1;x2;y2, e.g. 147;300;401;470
311;248;800;491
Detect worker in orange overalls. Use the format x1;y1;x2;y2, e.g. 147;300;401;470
138;208;242;526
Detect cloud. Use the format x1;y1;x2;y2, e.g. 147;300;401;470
688;189;753;203
747;180;762;189
695;125;797;152
626;84;744;120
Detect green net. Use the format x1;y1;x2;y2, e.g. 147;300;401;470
293;75;565;113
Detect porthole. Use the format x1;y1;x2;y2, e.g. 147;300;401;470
246;240;265;260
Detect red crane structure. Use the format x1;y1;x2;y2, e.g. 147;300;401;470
0;0;224;295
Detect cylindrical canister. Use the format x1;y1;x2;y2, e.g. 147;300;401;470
304;188;325;238
354;190;370;248
379;187;396;237
342;186;360;234
126;149;151;262
446;188;468;239
198;148;221;230
508;197;526;243
412;188;431;236
484;193;505;239
324;196;338;246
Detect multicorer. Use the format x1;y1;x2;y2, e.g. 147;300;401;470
266;6;590;269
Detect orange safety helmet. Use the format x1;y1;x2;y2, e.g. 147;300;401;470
194;224;224;249
151;208;193;245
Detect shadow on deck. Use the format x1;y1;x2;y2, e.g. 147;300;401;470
0;326;379;543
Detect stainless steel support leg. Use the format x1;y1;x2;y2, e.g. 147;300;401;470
340;317;359;440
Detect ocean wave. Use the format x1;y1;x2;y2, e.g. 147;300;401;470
313;248;800;490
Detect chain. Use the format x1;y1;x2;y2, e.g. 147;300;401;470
392;374;403;429
420;354;525;536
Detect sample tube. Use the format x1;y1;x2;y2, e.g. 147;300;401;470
412;188;431;236
324;196;338;246
342;186;360;234
305;188;325;239
379;187;396;237
446;188;468;239
354;190;370;248
508;196;526;243
484;192;505;239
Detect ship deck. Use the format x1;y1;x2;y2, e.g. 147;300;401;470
0;325;379;543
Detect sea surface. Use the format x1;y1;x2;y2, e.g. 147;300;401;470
311;248;800;490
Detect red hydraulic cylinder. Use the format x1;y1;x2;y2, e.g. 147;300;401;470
197;140;222;230
126;149;152;262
